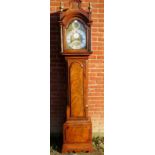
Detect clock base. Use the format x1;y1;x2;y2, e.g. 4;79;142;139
62;120;93;153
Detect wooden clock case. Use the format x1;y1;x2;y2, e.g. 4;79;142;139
59;0;93;153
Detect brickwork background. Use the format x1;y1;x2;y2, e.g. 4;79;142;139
50;0;104;134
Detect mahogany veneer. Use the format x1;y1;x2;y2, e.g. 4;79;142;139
62;120;93;153
59;0;93;153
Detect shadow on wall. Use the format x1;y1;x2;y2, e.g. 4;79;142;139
50;12;67;135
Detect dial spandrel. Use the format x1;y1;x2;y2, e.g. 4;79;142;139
66;20;86;50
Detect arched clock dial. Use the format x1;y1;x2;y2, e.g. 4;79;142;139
66;20;86;50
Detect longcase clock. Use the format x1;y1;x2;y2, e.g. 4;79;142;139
59;0;93;153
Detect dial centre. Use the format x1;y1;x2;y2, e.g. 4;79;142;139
73;33;80;39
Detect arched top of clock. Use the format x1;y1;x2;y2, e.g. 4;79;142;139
60;10;92;28
59;0;92;26
66;18;87;29
62;13;90;28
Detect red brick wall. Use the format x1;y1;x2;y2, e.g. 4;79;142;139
50;0;104;135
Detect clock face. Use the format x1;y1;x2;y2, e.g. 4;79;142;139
66;20;86;50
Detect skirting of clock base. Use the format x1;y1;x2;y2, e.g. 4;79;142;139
62;143;93;153
62;120;93;153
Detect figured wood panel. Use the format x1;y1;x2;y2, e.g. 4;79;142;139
70;62;84;117
65;125;90;143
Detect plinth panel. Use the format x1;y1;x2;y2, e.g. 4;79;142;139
65;124;90;143
62;120;93;153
